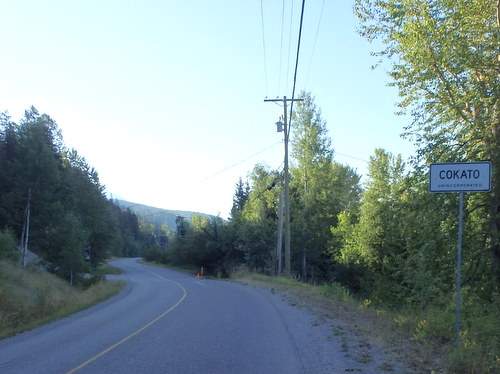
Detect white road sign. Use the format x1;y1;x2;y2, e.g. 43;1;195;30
429;162;492;192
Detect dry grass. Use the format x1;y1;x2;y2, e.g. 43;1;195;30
0;261;124;339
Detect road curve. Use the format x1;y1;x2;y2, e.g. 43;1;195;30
0;258;409;373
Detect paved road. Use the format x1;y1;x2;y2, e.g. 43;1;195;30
0;258;410;374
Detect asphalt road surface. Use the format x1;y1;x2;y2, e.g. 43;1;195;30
0;258;411;373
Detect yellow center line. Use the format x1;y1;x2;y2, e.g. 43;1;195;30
66;271;188;374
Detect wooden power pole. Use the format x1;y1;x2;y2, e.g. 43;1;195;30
275;191;284;275
264;96;303;276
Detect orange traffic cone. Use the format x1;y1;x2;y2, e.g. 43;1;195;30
196;267;205;279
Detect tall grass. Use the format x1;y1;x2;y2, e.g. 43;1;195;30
0;261;124;339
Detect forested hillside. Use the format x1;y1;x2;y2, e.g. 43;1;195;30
113;199;212;232
0;107;148;284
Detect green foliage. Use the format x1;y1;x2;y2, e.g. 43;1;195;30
237;164;280;273
155;215;239;277
450;344;500;374
0;228;17;261
331;149;407;303
354;0;500;297
237;219;275;272
290;92;362;280
47;212;88;285
115;199;211;232
447;290;500;373
0;107;150;284
345;2;499;369
315;282;352;304
143;246;169;264
390;291;500;373
230;177;250;222
108;205;149;258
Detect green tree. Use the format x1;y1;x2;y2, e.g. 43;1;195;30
14;108;64;264
230;178;250;218
336;149;408;303
0;107;123;283
0;228;17;262
60;149;115;266
238;164;279;272
0;113;22;234
164;214;235;277
48;212;88;285
290;92;362;280
355;0;500;294
396;171;460;305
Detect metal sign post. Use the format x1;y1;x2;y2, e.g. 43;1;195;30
429;161;491;347
455;191;463;347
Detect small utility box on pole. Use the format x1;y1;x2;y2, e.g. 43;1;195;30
429;161;492;347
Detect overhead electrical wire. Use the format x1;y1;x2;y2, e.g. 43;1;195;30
184;141;282;188
245;165;284;205
287;0;306;139
285;0;294;95
335;152;370;163
278;0;286;94
304;0;325;87
128;142;284;218
260;0;269;96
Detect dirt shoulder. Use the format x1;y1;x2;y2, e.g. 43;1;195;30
232;274;448;374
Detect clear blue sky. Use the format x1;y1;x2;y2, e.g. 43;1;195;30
0;0;414;218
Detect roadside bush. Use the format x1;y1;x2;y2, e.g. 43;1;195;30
143;246;169;264
317;282;352;304
330;262;367;295
413;305;455;344
447;294;500;374
0;228;17;262
78;266;107;289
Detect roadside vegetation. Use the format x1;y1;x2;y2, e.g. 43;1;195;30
0;261;124;339
0;107;153;285
0;108;148;341
144;93;498;372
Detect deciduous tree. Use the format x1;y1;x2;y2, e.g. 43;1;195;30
355;0;500;293
290;92;362;280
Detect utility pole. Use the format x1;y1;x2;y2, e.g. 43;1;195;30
264;96;303;276
21;188;31;267
275;191;284;275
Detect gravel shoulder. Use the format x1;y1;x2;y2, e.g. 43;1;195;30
236;278;445;374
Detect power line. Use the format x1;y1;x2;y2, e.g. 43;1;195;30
262;0;306;277
260;0;269;96
245;166;284;206
278;0;286;94
305;0;325;87
285;0;294;94
288;0;306;140
335;152;369;163
184;141;281;188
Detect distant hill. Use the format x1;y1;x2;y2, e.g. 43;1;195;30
112;199;213;231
